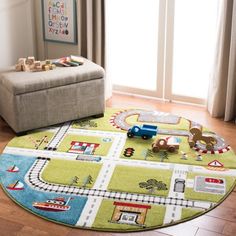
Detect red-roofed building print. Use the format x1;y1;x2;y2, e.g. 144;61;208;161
110;201;151;226
68;141;100;155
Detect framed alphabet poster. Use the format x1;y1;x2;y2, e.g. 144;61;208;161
42;0;77;44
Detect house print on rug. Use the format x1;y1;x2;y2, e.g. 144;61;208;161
110;202;151;227
68;141;100;154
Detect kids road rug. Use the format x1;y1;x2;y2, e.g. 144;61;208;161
1;108;236;232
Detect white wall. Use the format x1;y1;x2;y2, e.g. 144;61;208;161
0;0;35;68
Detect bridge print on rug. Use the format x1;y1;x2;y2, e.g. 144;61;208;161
1;108;236;232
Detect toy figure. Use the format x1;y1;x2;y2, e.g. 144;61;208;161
196;153;203;161
188;127;217;151
181;151;188;160
152;136;180;153
127;124;158;139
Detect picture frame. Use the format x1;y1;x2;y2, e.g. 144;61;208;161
41;0;77;44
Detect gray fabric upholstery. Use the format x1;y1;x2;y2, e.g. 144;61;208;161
0;58;105;95
0;59;105;133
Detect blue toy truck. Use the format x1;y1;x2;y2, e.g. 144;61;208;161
127;124;158;139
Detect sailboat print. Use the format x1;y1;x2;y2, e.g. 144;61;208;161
7;165;19;173
7;180;24;190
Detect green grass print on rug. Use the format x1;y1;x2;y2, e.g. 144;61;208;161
92;199;166;230
108;165;172;197
7;131;54;150
1;108;236;232
41;159;102;188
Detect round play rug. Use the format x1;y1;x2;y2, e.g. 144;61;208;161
1;108;236;232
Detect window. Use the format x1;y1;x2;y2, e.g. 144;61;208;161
106;0;164;98
119;212;138;224
165;0;222;104
106;0;222;105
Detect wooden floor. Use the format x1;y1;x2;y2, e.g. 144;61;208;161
1;93;236;236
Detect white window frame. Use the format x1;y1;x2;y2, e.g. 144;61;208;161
110;0;217;105
164;0;206;105
112;0;167;99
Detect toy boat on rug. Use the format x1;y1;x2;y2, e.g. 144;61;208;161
7;180;24;190
33;197;73;212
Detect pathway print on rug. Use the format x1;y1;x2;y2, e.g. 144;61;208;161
1;108;236;232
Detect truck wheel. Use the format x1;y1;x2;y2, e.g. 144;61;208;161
188;140;195;148
152;146;159;153
206;143;213;151
127;132;134;138
142;135;150;140
168;146;176;153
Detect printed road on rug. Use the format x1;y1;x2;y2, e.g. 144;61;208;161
1;108;236;232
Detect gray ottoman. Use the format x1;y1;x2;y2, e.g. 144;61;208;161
0;58;105;134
